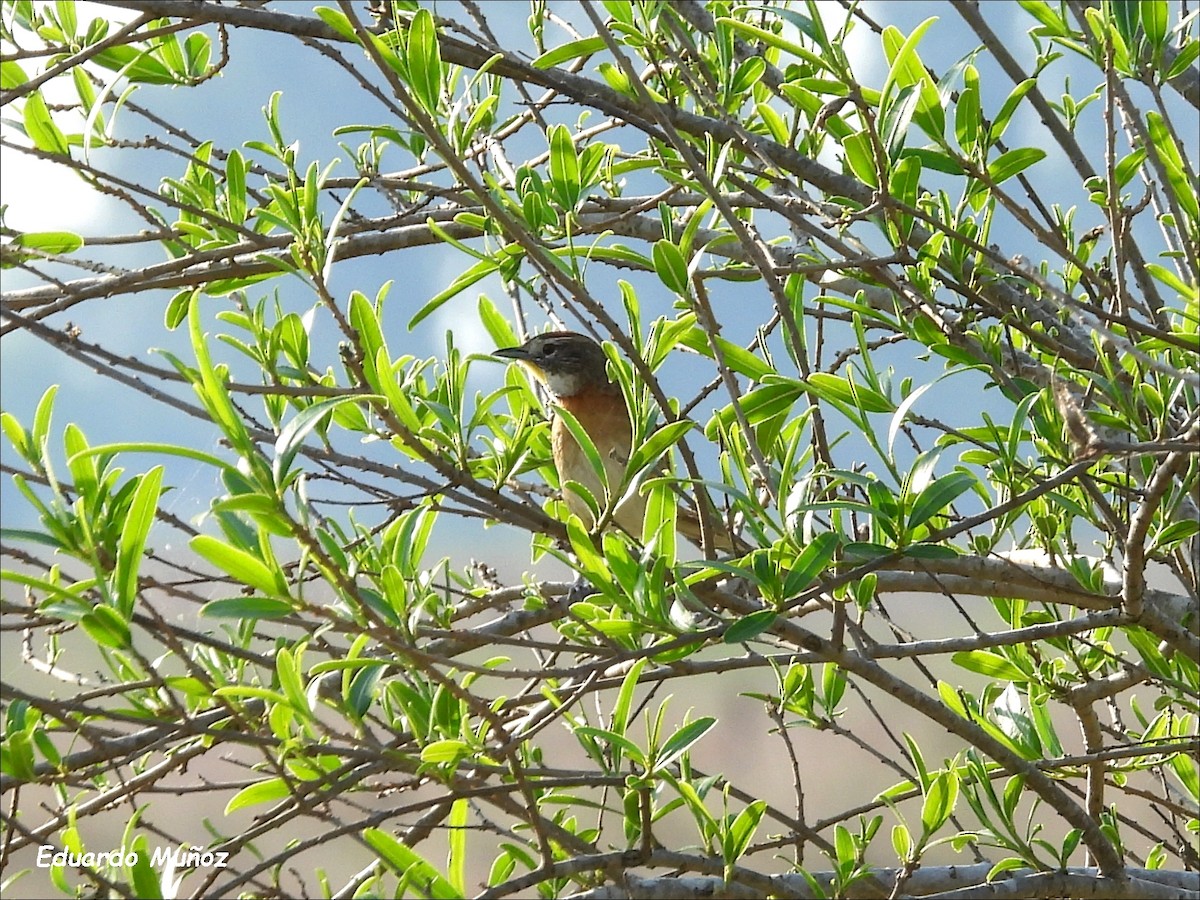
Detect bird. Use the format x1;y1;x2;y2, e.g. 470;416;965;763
494;331;737;553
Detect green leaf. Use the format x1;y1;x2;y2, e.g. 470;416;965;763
533;36;606;69
842;131;877;187
421;739;470;764
1169;752;1199;802
782;532;839;597
755;101;789;145
477;295;518;348
225;777;290;815
200;597;294;619
888;154;921;239
80;605;131;649
908;471;975;528
997;687;1042;757
447;798;468;897
888;380;937;456
22;91;69;154
406;8;442;114
574;726;646;767
986;147;1046;184
652;239;690;296
1;59;27;90
990;79;1036;143
654;716;717;773
881;18;938;99
548;123;581;209
191;534;288;598
951;650;1027;682
955;83;981;152
725;800;767;861
124;836;161;900
900;146;963;175
629;420;693;472
114;466;163;617
274;396;372;488
716;17;832;75
723;609;778;643
610;658;647;769
1113;148;1146;188
920;771;958;837
677;329;773;380
409;255;501;328
5;231;84;263
901;543;960;559
1147;111;1199;221
347;661;385;717
1166;40;1200;80
362;830;460;900
68;441;228;472
804;373;894;413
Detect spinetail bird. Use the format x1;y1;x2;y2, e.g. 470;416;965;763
494;331;738;553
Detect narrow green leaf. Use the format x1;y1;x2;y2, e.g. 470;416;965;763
908;471;975;528
716;18;833;74
447;798;468;897
274;396;373;488
782;532;839;597
1166;40;1200;80
80;605;131;649
842;131;877;187
888;154;921;239
654;716;717;773
987;147;1046;184
225;777;290;815
1147;111;1199;221
548;123;581;209
8;230;84;256
68;441;228;471
990;79;1037;143
22;91;69;154
406;8;442;114
629;420;693;472
115;466;163;616
347;661;385;717
951;650;1027;682
652;239;690;296
723;609;778;643
191;534;288;597
804;372;894;413
364;830;460;900
533;36;607;69
920;771;958;837
420;739;469;764
124;836;160;900
201;597;294;619
556;406;610;499
726;800;766;860
955;84;980;152
677;328;773;380
888;380;937;456
574;726;645;767
409;256;500;328
611;658;647;743
477;296;518;348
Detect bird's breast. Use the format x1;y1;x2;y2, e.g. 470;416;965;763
552;387;643;533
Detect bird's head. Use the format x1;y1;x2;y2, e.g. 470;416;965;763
493;331;613;398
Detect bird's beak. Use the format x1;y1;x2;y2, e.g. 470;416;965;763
493;345;546;382
492;345;530;361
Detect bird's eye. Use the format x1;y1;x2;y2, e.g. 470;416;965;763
542;343;558;356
